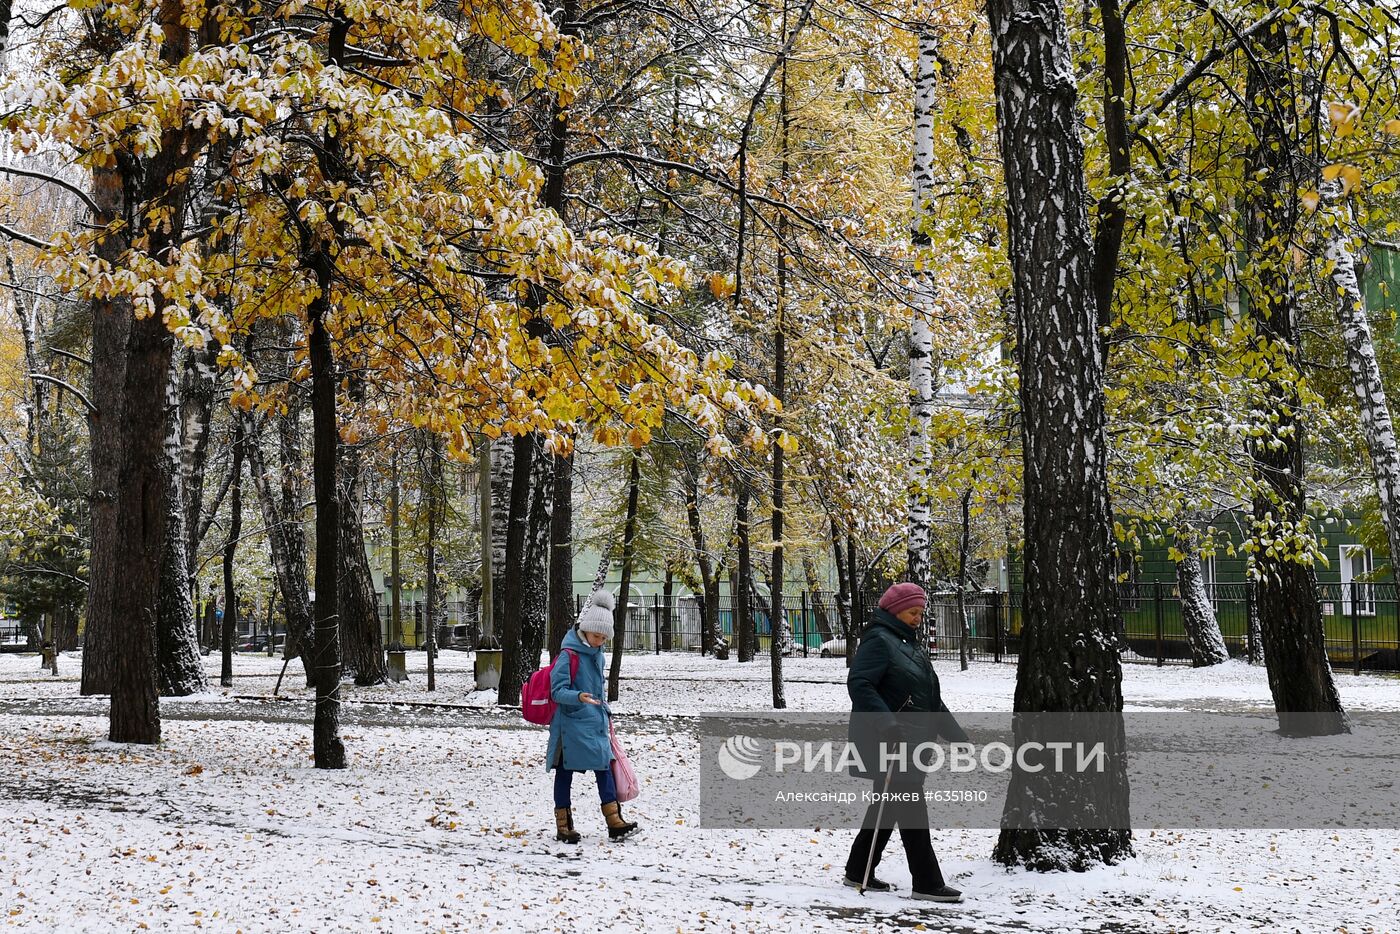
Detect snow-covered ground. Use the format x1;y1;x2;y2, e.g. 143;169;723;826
1;649;1397;932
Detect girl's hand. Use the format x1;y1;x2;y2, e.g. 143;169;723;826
578;692;601;705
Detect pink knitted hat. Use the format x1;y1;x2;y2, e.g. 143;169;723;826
878;582;927;616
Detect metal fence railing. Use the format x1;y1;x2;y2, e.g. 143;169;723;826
563;583;1400;673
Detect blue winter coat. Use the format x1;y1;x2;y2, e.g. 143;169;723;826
545;628;615;772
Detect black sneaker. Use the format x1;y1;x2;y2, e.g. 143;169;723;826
843;874;894;892
911;885;963;903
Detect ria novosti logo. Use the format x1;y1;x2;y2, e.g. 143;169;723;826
716;735;764;780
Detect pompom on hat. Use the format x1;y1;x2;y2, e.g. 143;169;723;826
578;590;616;639
878;582;927;617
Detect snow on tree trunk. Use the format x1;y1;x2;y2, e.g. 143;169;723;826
686;468;719;655
158;349;207;696
1174;528;1228;667
906;31;939;592
1324;199;1400;574
1242;23;1347;737
220;417;244;689
985;0;1132;870
489;434;514;638
522;437;553;672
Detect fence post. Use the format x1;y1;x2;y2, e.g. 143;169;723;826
801;592;809;657
654;594;661;655
992;590;1003;663
1154;580;1165;667
1351;581;1361;676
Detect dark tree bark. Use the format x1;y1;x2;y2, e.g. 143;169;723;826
1241;15;1347;736
735;485;755;663
244;410;315;686
496;431;536;706
685;467;719;655
957;488;972;672
607;454;642;702
423;433;442;691
220;420;245;688
308;280;344;768
338;470;386;687
986;0;1132;869
81;165;128;699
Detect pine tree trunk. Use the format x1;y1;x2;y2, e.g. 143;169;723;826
986;0;1132;869
496;432;536;706
906;31;939;592
1174;527;1228;667
1242;19;1347;736
1325;200;1400;573
607;454;641;702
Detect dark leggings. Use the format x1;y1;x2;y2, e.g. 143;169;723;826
554;768;617;808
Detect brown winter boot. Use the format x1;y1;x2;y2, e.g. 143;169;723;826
601;801;639;841
554;807;580;844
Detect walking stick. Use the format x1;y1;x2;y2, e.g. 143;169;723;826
860;766;896;895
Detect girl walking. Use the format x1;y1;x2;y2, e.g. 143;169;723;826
546;590;640;843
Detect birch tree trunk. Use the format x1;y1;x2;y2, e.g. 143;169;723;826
607;454;641;702
986;0;1132;870
522;439;553;672
489;435;514;633
158;350;206;696
1174;527;1228;667
906;31;939;592
1324;200;1400;572
1242;18;1346;736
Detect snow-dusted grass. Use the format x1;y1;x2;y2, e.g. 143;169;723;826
1;649;1397;932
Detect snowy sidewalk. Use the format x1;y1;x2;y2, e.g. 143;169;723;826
2;651;1398;932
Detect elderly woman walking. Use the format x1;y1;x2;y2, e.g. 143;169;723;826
844;582;967;902
546;590;640;843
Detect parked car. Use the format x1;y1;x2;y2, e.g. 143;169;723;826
819;637;846;658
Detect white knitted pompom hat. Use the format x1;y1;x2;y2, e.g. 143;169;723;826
577;590;616;639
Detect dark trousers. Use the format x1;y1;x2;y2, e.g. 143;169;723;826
844;775;943;890
553;768;617;808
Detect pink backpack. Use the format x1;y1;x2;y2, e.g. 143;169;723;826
522;649;578;724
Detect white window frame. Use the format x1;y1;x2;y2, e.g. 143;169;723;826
1200;554;1218;608
1340;545;1376;617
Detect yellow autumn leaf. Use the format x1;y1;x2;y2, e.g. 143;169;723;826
1328;101;1358;136
1300;190;1320;212
1383;119;1400;136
